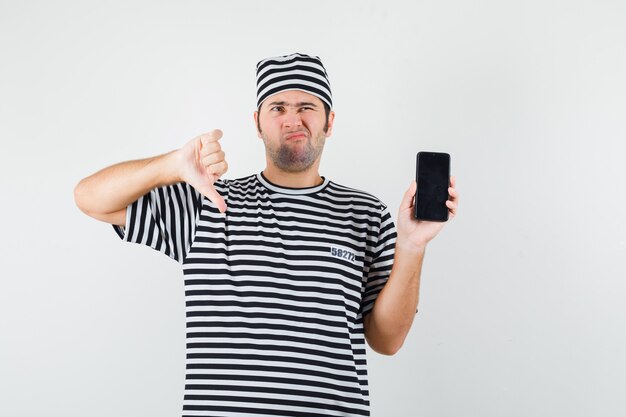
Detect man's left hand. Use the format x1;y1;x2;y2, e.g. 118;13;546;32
396;176;458;251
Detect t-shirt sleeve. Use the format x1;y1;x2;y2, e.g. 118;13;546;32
362;202;418;319
111;182;205;264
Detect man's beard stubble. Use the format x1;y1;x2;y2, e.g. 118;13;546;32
261;131;326;173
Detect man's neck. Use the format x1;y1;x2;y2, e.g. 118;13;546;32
262;166;323;188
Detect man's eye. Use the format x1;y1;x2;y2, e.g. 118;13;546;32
300;107;313;111
271;106;283;111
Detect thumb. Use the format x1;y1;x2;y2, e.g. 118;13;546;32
208;188;227;213
197;181;228;213
400;179;417;210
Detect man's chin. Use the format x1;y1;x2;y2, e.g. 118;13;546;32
275;159;316;173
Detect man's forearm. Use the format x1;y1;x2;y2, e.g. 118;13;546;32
74;149;181;216
365;243;425;355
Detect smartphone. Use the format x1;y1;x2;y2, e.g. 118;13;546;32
414;151;451;222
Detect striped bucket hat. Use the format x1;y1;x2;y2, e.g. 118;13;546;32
256;52;333;110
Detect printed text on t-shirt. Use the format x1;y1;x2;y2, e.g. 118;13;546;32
330;247;355;262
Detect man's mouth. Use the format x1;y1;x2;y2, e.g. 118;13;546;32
285;132;307;140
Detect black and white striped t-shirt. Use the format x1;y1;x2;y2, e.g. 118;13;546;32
112;171;398;417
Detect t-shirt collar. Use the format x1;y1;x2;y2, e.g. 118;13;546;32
256;171;329;195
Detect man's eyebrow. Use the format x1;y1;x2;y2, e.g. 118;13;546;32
267;101;318;108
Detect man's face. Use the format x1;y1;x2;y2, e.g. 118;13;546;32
254;90;334;173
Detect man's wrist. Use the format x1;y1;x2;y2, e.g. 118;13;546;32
155;149;183;186
396;238;427;254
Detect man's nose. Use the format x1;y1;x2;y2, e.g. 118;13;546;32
283;111;303;128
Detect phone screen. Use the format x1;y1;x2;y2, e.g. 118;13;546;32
414;152;450;222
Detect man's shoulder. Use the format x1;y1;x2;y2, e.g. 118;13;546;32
214;173;257;189
326;179;388;210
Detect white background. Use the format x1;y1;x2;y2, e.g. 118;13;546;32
1;1;625;416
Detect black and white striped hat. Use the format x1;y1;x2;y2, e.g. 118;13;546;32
256;52;332;110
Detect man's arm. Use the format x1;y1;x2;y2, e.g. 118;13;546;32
363;177;458;355
74;129;230;226
73;150;182;227
364;243;424;356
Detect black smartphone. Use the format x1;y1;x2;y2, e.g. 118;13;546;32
414;151;451;222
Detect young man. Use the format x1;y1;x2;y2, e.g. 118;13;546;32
74;52;459;417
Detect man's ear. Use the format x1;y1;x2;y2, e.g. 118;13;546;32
325;110;336;137
253;110;262;138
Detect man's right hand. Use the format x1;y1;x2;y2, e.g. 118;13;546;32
177;129;229;213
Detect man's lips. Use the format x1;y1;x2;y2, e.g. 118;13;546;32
285;132;307;140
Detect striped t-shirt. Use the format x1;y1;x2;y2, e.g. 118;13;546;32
112;171;398;417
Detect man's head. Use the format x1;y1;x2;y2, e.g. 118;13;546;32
253;53;335;173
